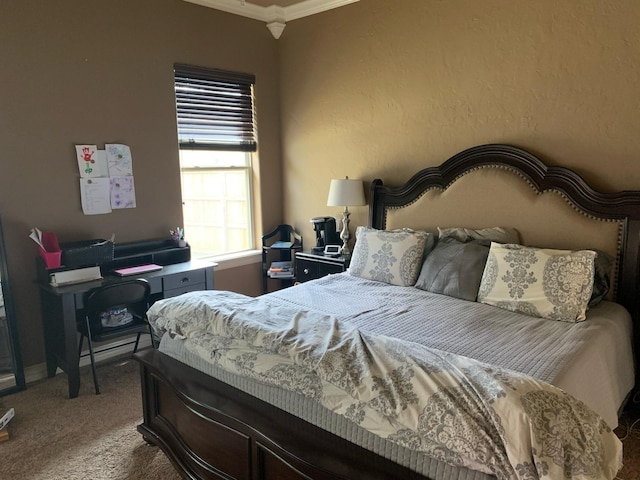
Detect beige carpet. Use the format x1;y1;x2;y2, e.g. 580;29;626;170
0;357;180;480
0;356;638;480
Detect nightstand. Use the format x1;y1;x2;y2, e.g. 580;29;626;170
262;224;302;293
295;251;349;283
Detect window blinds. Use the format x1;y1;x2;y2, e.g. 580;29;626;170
174;64;257;152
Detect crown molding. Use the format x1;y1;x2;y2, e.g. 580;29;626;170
183;0;359;38
184;0;266;21
281;0;359;22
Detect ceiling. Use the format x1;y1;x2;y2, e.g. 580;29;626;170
183;0;359;38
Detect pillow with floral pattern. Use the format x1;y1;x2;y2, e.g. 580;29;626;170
478;242;596;322
348;227;432;287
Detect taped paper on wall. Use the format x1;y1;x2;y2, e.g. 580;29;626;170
76;143;136;214
80;177;112;215
105;144;133;176
110;176;136;209
75;145;109;178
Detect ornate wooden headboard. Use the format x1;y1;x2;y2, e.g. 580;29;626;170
369;144;640;385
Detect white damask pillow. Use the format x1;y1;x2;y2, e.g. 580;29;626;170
348;227;432;286
477;242;596;322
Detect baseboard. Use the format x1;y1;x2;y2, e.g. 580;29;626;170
24;336;153;385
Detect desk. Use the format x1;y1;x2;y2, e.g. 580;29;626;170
37;259;215;398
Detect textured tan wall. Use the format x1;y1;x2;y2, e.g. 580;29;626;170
3;0;639;368
278;0;640;245
215;263;263;297
0;0;280;366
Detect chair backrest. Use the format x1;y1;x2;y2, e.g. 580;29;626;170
83;278;151;319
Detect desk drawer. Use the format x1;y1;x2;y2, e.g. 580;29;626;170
164;283;206;298
163;269;206;291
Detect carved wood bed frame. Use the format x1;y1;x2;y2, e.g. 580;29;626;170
136;144;640;480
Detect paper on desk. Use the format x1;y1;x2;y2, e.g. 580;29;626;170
29;227;44;249
80;177;112;215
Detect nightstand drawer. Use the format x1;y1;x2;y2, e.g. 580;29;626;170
296;258;320;282
318;262;344;276
295;253;348;283
163;269;206;291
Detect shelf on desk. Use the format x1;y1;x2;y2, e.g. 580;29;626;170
36;238;191;284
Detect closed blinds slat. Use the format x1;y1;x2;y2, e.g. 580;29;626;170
174;64;256;152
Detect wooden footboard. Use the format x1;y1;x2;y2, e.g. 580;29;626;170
135;349;432;480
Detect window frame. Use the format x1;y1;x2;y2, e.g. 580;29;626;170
179;153;255;258
174;64;258;258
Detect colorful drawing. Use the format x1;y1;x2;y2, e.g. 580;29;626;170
75;144;99;177
105;144;133;176
76;143;136;214
110;176;136;209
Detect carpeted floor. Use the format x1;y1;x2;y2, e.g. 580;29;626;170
616;405;640;480
0;357;180;480
0;356;638;480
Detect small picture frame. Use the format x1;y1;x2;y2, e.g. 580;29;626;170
324;244;342;257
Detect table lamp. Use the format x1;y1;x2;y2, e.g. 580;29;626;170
326;177;366;256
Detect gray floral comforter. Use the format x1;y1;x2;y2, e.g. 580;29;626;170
147;290;622;480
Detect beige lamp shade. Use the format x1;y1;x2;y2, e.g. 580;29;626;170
326;178;366;207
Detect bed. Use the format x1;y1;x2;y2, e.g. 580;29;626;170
135;144;640;480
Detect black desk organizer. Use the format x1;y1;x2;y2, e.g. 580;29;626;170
36;238;191;284
107;239;190;270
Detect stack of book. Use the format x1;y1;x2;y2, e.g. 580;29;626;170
0;408;14;443
270;241;293;249
268;261;294;278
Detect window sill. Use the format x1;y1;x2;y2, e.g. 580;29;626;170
196;249;262;271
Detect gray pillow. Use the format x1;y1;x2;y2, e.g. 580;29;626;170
414;238;489;301
437;226;520;246
589;250;613;307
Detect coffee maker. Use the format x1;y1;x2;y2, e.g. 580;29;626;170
310;217;340;254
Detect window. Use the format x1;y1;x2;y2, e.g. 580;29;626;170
174;64;257;258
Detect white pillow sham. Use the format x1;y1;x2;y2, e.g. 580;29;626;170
348;227;432;287
477;242;596;322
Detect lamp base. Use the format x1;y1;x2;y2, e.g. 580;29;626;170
340;208;351;257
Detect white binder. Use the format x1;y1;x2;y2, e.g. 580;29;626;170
49;266;102;287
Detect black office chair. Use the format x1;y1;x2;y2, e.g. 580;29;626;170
77;278;154;395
